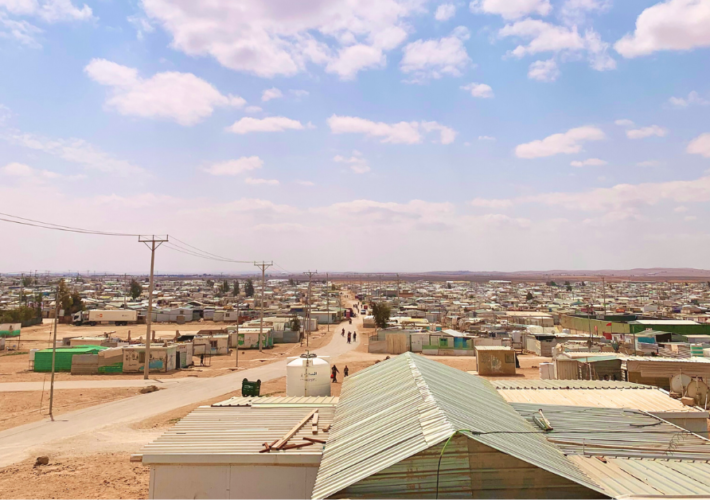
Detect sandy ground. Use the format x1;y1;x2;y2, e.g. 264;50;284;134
0;387;143;433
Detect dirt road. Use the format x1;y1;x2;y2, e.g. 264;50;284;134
0;312;361;468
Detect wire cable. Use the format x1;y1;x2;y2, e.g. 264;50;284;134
0;215;139;237
168;236;253;264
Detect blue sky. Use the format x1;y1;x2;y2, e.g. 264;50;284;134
1;0;709;274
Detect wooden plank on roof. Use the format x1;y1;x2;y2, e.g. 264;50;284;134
273;409;317;449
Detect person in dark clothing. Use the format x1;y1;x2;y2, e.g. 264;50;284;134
344;365;349;377
331;364;340;383
515;353;520;369
347;332;351;343
341;328;345;337
353;332;357;342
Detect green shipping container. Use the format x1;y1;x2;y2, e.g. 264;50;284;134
34;345;108;372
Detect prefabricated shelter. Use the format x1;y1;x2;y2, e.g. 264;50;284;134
68;336;112;347
34;345;108;372
139;397;338;499
175;343;194;369
492;379;710;437
311;353;607;499
553;354;624;381
0;323;21;337
98;347;124;374
475;346;516;376
227;328;273;349
193;335;230;355
122;344;177;373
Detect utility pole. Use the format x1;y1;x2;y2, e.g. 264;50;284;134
303;270;317;347
235;298;240;368
326;272;330;332
139;235;168;380
49;285;59;421
396;273;400;306
254;261;273;352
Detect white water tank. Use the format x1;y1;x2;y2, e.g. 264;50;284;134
539;362;555;380
29;348;39;361
286;353;331;397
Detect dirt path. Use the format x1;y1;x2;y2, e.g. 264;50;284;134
0;315;359;468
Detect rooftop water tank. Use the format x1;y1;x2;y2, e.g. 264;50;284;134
286;353;331;397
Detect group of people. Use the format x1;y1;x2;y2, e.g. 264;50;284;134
341;328;357;344
331;364;348;383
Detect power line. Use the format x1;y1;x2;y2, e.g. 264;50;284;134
0;213;139;237
168;236;253;264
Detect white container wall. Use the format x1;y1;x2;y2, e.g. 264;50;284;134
539;362;555;380
29;348;39;361
286;353;331;397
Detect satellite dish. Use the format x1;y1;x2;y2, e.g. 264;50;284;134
686;379;709;403
670;374;692;395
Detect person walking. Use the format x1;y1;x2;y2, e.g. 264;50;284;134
341;328;345;337
344;365;349;377
331;364;340;383
347;332;351;343
353;332;357;342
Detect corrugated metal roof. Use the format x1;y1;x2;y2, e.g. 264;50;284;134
499;387;703;412
213;396;339;407
512;403;710;460
490;380;652;390
311;353;604;499
570;456;710;497
140;405;335;464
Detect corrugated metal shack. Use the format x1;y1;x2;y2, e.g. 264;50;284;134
475;346;516;376
139;397;338;499
311;353;607;499
33;345;108;372
493;379;709;437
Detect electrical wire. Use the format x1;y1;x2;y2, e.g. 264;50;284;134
168;236;253;264
0;212;141;236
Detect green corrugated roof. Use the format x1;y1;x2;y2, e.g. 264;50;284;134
37;345;109;353
312;352;605;499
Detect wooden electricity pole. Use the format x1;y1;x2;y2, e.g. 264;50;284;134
303;270;317;347
139;235;168;380
254;261;273;352
326;272;330;332
49;284;59;421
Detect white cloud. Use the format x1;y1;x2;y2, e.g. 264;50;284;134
315;199;456;228
674;206;688;213
499;20;615;72
328;115;456;144
570;158;607;167
626;125;667;139
0;0;92;22
204;156;263;176
85;59;245;126
326;44;386;80
461;82;494;98
290;90;309;98
478;135;496;141
637;160;661;167
688;133;710;158
227;116;305;134
469;198;513;208
435;3;456;21
515;126;605;158
615;0;710;58
470;0;551;19
615;118;634;127
245;106;263;114
400;26;471;82
4;131;145;176
296;180;315;186
0;13;42;46
0;162;84;183
141;0;421;79
334;152;371;174
245;177;279;185
261;87;283;102
560;0;611;25
528;58;559;81
669;91;710;108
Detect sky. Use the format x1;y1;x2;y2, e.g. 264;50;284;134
0;0;709;275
